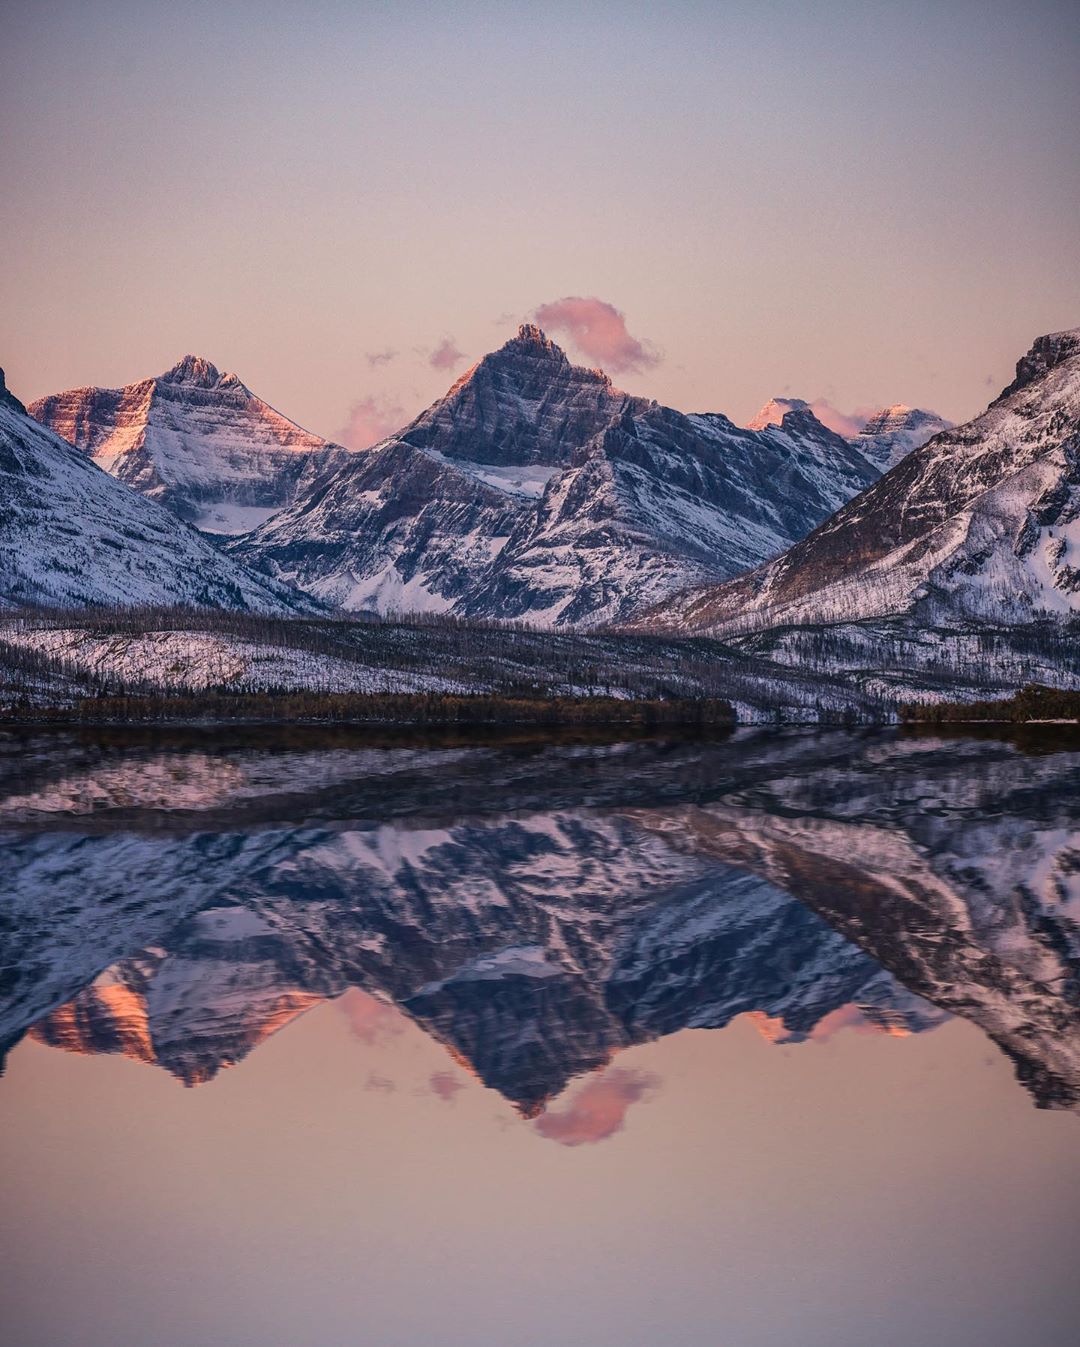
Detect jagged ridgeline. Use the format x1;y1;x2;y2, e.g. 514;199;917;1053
5;324;1078;713
20;327;953;633
224;325;884;625
643;328;1080;698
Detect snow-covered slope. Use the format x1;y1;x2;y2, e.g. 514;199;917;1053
465;404;881;625
660;328;1080;637
0;368;312;613
30;355;348;534
231;327;880;626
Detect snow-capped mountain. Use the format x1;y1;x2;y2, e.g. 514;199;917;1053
0;367;311;612
30;355;347;535
658;328;1080;638
851;405;953;471
464;403;881;626
749;397;951;471
230;326;880;626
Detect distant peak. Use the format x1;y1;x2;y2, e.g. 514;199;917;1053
998;327;1080;400
747;398;810;431
159;354;230;387
857;405;948;433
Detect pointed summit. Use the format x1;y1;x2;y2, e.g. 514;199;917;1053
509;323;564;355
0;366;27;416
853;405;953;470
30;358;342;534
159;354;231;388
399;326;639;467
999;327;1080;400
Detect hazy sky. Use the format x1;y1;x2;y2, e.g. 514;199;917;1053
2;0;1078;443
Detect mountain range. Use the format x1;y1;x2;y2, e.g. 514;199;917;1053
4;322;1078;707
224;325;886;626
654;329;1080;648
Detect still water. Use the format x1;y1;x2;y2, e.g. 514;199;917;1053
1;726;1078;1347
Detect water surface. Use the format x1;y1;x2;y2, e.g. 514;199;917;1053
1;726;1078;1347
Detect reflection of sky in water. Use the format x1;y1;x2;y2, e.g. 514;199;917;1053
4;1002;1080;1347
1;729;1079;1345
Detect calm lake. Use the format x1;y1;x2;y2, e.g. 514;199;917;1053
1;725;1078;1347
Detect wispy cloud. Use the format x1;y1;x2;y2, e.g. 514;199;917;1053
339;394;406;449
751;396;872;438
532;297;661;375
429;337;466;372
805;399;875;438
366;348;398;369
534;1067;658;1146
364;1071;396;1094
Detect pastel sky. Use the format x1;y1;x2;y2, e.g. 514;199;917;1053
2;0;1078;444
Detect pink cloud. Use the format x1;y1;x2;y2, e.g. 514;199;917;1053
339;989;407;1045
428;1069;466;1104
429;337;466;371
534;1067;659;1146
366;348;397;368
339;395;406;449
807;399;876;438
532;297;661;374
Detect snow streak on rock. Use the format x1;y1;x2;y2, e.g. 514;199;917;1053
0;368;311;613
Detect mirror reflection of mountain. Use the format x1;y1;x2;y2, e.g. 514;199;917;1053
1;729;1077;1114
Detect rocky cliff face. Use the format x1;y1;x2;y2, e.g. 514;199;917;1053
2;731;1076;1112
401;323;644;467
656;328;1080;639
231;327;881;626
463;403;881;625
0;369;312;612
30;356;347;534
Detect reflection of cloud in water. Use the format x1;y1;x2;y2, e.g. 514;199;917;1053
340;989;407;1046
534;1068;659;1146
428;1070;465;1103
364;1071;396;1094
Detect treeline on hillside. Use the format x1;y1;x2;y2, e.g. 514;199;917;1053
1;689;736;728
900;684;1080;724
0;604;753;702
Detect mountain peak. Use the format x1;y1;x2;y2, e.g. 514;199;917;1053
487;324;571;365
998;327;1080;400
747;397;811;431
515;322;557;348
159;354;231;388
